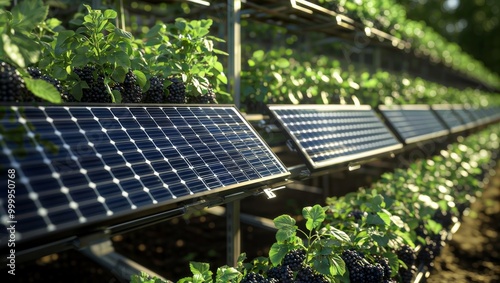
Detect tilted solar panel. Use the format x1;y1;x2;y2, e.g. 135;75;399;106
452;106;477;129
431;105;468;134
468;107;495;125
267;105;403;171
0;104;289;254
378;105;449;144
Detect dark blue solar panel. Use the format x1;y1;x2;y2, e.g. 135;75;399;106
378;105;449;144
267;105;403;171
431;105;467;133
0;105;289;243
452;106;477;129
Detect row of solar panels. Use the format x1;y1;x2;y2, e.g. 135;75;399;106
0;103;498;261
268;104;499;171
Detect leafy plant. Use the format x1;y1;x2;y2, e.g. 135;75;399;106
0;0;60;103
142;18;229;102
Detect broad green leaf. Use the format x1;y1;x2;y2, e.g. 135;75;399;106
273;215;296;230
215;267;240;283
112;51;131;69
269;243;290;266
114;27;133;40
2;34;25;68
112;89;122;103
72;54;89;68
132;70;147;89
330;254;346;276
372;234;389;247
312;255;332;277
275;58;290;69
253;50;265;60
111;66;127;83
217;73;227;84
389;215;405;228
366;213;386;226
11;0;48;31
426;219;442;235
302;205;326;231
376;211;392;226
329;226;351;243
104;9;117;19
24;78;61;104
189;262;210;275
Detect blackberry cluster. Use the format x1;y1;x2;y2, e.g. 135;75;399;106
241;272;277;283
432;209;454;228
399;265;417;283
416;239;442;265
282;249;307;271
295;265;329;283
166;77;186;103
347;209;365;221
74;66;111;103
142;76;165;104
341;250;390;283
0;61;28;102
116;70;143;103
376;256;392;280
188;87;217;104
26;67;75;102
266;265;294;283
396;245;416;268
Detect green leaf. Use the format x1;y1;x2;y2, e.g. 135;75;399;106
217;73;227;84
24;78;61;104
215;266;240;283
328;226;351;243
312;255;332;277
2;34;25;68
114;27;133;40
11;0;48;31
273;215;297;242
366;213;386;226
330;254;346;276
302;205;326;231
111;66;127;83
189;262;212;282
72;54;89;68
426;219;443;235
376;211;392;226
104;9;117;19
269;243;290;266
133;70;147;89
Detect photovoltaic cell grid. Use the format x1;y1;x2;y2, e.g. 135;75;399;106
267;105;403;171
431;106;467;133
378;106;449;144
0;105;289;243
452;106;477;129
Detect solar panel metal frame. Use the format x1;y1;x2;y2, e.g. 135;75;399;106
377;104;450;145
431;104;470;134
0;103;290;257
267;104;403;172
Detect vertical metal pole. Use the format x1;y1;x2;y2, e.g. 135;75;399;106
226;200;241;267
115;0;126;30
227;0;241;108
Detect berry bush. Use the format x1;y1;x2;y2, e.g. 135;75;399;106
131;123;499;282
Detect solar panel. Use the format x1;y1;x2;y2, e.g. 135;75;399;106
468;107;495;125
451;105;477;129
267;104;403;171
0;104;289;252
431;105;468;134
378;105;449;144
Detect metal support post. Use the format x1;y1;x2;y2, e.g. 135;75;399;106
226;200;241;267
227;0;242;108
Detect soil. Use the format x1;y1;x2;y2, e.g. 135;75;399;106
9;163;500;283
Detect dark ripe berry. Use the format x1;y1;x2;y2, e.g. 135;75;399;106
26;67;68;102
83;76;110;102
376;256;392;279
166;77;186;103
142;76;165;104
282;249;307;271
74;65;97;85
347;209;365;220
188;87;217;104
120;83;143;103
397;245;416;268
241;271;273;283
365;263;384;282
267;265;294;283
296;265;329;283
399;264;416;283
0;61;28;102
